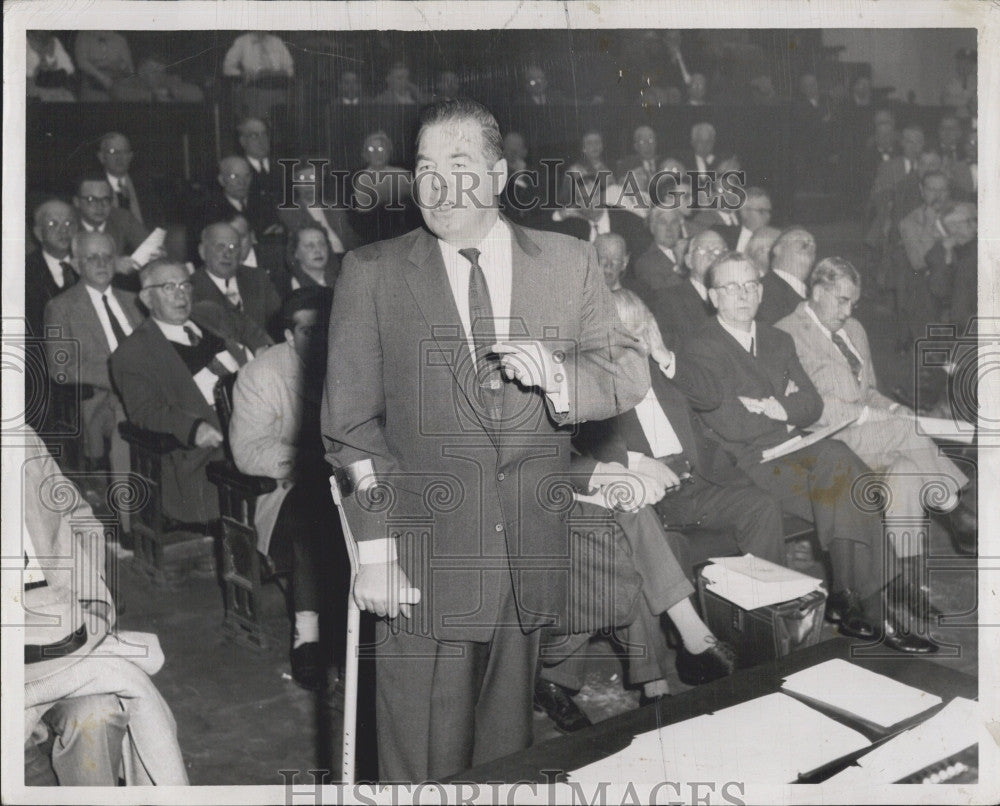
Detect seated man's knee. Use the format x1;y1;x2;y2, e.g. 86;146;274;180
44;695;128;786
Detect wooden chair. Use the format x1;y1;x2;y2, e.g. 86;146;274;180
117;422;214;585
206;374;290;651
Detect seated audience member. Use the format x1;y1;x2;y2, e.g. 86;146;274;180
499;131;542;220
27;200;80;337
776;257;975;550
941;48;976;116
597;233;671;369
793;73;836;186
22;428;188;784
683;253;937;653
936;114;963;166
546;173;651;258
285;223;340;293
96;132;162;228
230;287;348;690
26;32;76;102
373;62;424;105
749;74;777;105
25;695;128;786
745;225;781;278
73;174;149;291
523;64;568;105
927;201;977;330
565;130;612;190
224;211;284;294
191;222;280;351
336;70;363;105
656;228;725;349
74;31;147;102
43;231;143;479
848;75;873;109
110;260;252;529
735;187;772;252
855;109;898;196
236;117;284;236
963;130;978;193
127;54;205;103
222;31;295;79
890;151;944;233
867;125;925;246
756;226;815;325
682;122;726;176
277;161;359;268
689;156;742;247
204;156;257;237
433;69;461;100
349;131;415;244
685;72;709;105
615;125;661;198
628;206;686;303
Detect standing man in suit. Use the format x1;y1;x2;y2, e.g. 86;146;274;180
756;226;814;324
190;222;280;351
73;175;148;290
684;253;936;654
44;231;143;480
654;228;725;349
322;98;649;781
27;199;79;337
96;131;161;227
110;260;252;528
775;257;972;546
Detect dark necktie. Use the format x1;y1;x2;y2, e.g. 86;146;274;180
183;325;201;346
102;293;128;347
59;261;77;289
749;337;756;358
116;179;130;210
831;332;862;380
458;247;504;424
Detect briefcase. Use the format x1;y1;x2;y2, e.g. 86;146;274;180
696;570;827;667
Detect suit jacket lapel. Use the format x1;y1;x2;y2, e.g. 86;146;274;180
112;289;145;330
74;286;113;358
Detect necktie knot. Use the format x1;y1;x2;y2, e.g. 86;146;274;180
458;247;481;267
59;260;77;288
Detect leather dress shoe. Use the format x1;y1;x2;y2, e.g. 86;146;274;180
881;616;939;654
675;639;737;686
884;575;944;624
290;642;327;691
829;591;877;641
533;679;592;733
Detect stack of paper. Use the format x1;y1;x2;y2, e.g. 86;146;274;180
761;417;857;462
826;697;980;784
701;554;823;610
916;415;976;444
131;227;167;265
781;659;942;730
568;692;870;785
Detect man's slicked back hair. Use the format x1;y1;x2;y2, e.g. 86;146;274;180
416;98;503;166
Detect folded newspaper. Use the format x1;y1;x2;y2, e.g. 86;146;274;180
701;554;823;610
760;416;858;462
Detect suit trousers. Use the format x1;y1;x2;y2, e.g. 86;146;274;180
541;505;695;690
654;476;786;567
745;439;888;599
374;576;540;782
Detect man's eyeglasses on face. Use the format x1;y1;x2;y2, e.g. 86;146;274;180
44;220;76;231
693;246;726;258
103;148;132;156
713;280;761;297
80;195;113;206
145;280;193;295
82;253;114;268
209;242;239;255
225;173;251;182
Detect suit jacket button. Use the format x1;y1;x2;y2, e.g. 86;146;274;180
495;523;504;532
496;472;505;481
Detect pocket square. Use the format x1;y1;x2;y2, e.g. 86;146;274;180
784;379;799;396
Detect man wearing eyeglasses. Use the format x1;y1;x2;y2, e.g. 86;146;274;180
654;228;726;350
43;231;143;480
110;259;252;528
682;252;937;654
27;200;80;337
73;174;149;291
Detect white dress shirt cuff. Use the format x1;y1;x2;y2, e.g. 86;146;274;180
626;451;647;471
357;538;398;565
545;372;570;414
192;368;218;406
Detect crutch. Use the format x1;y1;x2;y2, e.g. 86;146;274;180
329;459;373;786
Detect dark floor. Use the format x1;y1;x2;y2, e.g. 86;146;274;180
104;218;978;784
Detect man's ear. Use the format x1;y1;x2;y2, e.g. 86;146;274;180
198;243;207;263
707;288;720;309
284;328;294;345
139;288;152;309
490;157;509;196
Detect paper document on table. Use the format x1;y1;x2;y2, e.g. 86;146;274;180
701;554;823;610
781;659;942;730
826;697;979;784
915;416;976;444
760;417;857;462
131;227;166;265
568;693;869;785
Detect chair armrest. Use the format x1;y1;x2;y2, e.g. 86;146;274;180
117;422;185;454
207;460;277;497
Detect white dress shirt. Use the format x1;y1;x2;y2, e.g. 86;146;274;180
690;278;709;302
718;316;757;355
81;220;107;234
225;195;245;212
207;272;243;308
718;209;739;227
773;269;808;299
153;318;245;406
803;303;863;366
695;154;715;173
632;386;684;458
736;226;754;253
84;284;133;351
41;250;70;289
657;244;676;264
247;156;270;174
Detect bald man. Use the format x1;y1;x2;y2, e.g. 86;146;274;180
745;225;781;277
756;227;815;325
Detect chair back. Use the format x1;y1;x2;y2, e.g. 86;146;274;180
213;374;239;465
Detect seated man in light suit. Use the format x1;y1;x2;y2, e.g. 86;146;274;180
230;287;348;691
21;428;187;785
43;231;144;485
683;252;937;654
110;260;252;529
775;257;975;554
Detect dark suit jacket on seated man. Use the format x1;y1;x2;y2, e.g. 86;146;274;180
321;99;649;782
755;226;814;325
190;222;280;351
110;260;252;525
73;174;150;292
682;252;937;655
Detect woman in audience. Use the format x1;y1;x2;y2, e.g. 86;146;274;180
348;130;415;244
74;31;148;102
285;223;339;293
26;32;76;102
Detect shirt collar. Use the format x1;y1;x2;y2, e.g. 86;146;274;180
206;271;235;295
717;316;756;353
106;172;126;190
83;282;114;306
690;277;708;301
657;244;676;263
225;195;245;211
81;220;106;233
153;317;201;345
773;268;808;299
803;300;834;337
436;215;509;264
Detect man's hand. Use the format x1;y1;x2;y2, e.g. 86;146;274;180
492;341;562;394
649;342;674;377
590;461;667;511
194;422;224;448
738;395;788;421
630;454;683;492
354;561;421;619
